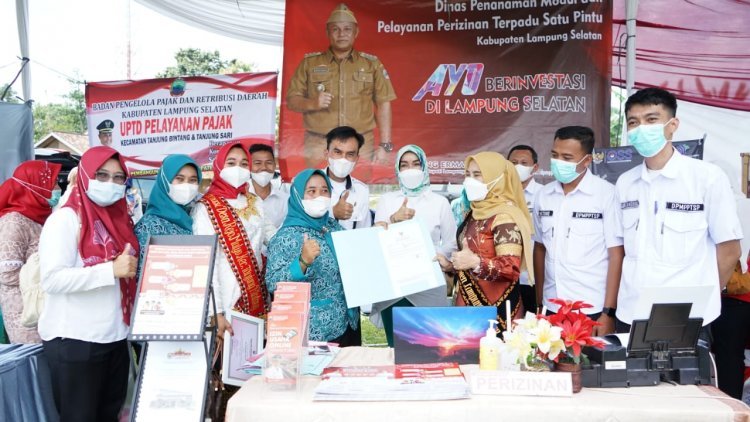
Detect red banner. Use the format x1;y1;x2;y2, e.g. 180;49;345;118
613;1;750;112
280;0;612;183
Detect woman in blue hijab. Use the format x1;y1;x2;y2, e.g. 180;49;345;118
134;154;202;267
266;169;360;347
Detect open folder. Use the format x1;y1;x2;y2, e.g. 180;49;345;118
332;220;446;308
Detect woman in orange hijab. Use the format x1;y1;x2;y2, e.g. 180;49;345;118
450;152;534;333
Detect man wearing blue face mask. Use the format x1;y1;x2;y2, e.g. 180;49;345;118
614;87;742;335
533;126;624;335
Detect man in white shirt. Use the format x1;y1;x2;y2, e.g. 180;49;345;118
247;143;289;229
615;87;742;333
509;144;543;313
533;126;624;335
324;126;372;230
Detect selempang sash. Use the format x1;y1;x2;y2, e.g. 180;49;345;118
201;193;268;317
455;212;520;333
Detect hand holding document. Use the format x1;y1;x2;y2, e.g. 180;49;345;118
332;220;445;308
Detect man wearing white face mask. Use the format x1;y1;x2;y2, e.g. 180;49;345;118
615;88;742;334
508;144;543;312
533;126;623;335
247;143;289;229
371;145;456;346
324;126;372;230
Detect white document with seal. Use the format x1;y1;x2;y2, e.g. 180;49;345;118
332;219;445;308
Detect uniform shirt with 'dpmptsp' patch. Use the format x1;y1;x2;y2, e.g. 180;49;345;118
532;170;622;314
615;149;743;325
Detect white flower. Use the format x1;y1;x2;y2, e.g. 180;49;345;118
513;312;539;332
528;318;562;354
503;330;532;364
547;339;566;361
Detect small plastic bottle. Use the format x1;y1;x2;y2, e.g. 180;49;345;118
479;319;501;371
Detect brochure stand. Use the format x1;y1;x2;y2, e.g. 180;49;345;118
128;235;218;422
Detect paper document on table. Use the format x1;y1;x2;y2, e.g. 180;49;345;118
332;220;445;308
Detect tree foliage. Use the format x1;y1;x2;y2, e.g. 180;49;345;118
157;48;254;78
33;84;87;141
0;84;21;103
610;87;626;147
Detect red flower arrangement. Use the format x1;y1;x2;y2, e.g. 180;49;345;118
543;299;605;364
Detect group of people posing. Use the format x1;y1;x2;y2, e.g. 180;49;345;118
0;87;747;421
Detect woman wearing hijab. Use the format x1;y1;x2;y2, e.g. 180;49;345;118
0;160;62;343
266;169;360;346
370;145;457;346
192;141;276;340
38;146;139;421
451;189;471;227
135;154;202;267
450;152;534;332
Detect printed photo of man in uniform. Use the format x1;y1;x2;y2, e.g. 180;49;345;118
286;3;397;168
97;119;114;146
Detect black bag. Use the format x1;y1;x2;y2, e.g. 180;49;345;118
205;339;224;422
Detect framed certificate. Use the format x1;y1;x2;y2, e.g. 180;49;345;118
222;310;265;387
129;235;217;341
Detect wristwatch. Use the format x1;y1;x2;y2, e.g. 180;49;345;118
379;142;393;152
601;307;617;317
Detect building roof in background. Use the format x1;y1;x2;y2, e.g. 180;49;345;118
34;131;89;155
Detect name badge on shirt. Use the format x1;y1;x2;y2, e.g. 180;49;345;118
666;202;705;212
571;212;603;219
538;210;553;217
621;200;639;210
312;66;328;73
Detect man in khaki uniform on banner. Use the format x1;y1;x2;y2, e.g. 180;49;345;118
287;3;397;168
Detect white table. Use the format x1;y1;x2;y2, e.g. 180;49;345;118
226;347;750;422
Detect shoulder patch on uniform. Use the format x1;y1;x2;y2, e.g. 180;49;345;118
359;52;378;61
304;51;323;58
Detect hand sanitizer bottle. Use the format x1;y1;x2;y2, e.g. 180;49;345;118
479;319;501;371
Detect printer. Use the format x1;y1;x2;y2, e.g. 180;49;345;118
582;303;711;388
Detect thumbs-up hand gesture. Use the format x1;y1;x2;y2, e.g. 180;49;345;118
113;243;138;278
389;197;415;223
451;238;481;271
333;190;355;220
300;233;320;267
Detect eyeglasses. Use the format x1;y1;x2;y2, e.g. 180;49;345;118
95;171;127;185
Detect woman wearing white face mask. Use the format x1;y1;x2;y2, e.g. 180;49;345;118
37;146;139;420
450;152;534;334
0;160;61;344
192;142;277;342
134;154;202;278
370;145;457;346
266;169;361;346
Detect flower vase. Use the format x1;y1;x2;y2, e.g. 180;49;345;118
521;356;552;372
555;361;582;393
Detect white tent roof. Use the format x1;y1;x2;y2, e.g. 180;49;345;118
135;0;285;46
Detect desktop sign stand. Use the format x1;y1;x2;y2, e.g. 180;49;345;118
128;235;218;422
